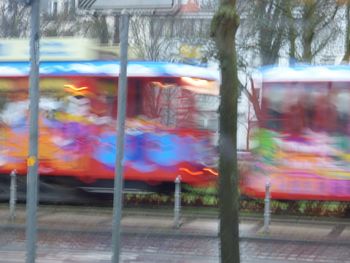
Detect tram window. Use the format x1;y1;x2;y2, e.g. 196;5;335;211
141;80;185;128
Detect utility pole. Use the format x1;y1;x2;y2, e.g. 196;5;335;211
76;2;180;262
111;11;130;263
25;0;40;262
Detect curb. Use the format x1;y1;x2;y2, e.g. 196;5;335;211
1;221;350;245
240;234;350;246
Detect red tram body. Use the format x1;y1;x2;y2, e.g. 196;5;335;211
240;65;350;201
0;61;219;191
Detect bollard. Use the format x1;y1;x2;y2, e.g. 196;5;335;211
263;179;271;234
9;170;17;222
174;175;181;228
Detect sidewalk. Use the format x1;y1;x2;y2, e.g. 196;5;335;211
0;205;349;244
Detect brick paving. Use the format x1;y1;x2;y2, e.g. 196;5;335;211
1;237;350;263
0;205;349;262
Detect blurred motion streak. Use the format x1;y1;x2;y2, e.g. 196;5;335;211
241;65;350;201
0;60;219;192
179;167;204;176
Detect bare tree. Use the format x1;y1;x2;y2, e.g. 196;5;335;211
256;0;287;65
41;12;75;37
211;0;240;262
235;0;343;140
237;0;341;67
41;10;111;45
297;0;340;63
142;82;196;128
0;0;29;37
89;14;109;44
129;16;177;61
173;17;215;63
240;77;262;126
128;2;218;62
235;0;287;66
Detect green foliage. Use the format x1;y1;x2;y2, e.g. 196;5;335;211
182;193;197;205
183;184;218;196
202;195;219;206
123;190;350;218
298;201;307;213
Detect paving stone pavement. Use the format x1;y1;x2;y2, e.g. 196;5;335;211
0;205;349;262
1;205;350;242
1;239;350;263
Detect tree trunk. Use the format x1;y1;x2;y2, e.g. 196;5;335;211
301;1;316;63
343;1;350;62
302;31;313;63
256;0;284;66
246;105;251;151
211;0;240;262
113;15;120;44
289;31;297;63
287;0;297;63
99;15;109;44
